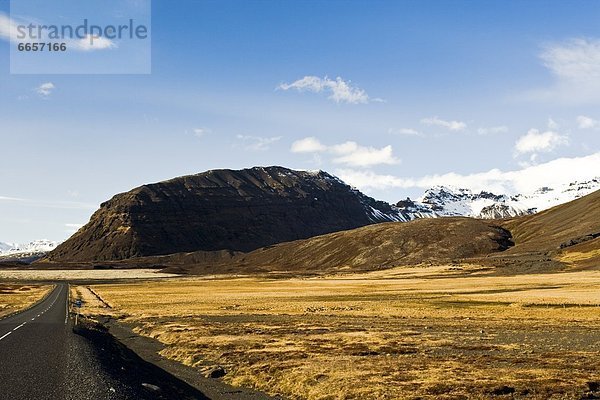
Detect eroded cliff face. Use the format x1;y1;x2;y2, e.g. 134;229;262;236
46;166;404;262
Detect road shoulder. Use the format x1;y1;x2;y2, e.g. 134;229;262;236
81;317;280;400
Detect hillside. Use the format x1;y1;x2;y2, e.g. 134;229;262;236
40;165;599;272
44;167;406;262
158;217;513;274
161;189;600;275
499;189;600;268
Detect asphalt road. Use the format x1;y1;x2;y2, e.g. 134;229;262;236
0;284;208;400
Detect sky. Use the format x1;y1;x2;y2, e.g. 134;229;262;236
0;0;599;243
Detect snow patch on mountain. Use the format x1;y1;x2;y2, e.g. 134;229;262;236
395;177;600;219
0;240;59;256
0;242;15;252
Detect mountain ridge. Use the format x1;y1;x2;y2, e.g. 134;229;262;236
395;177;600;219
45;166;408;262
37;167;600;266
0;240;59;262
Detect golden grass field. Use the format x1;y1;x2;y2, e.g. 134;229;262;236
76;265;600;399
0;284;52;318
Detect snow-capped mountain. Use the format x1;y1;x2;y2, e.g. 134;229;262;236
0;240;59;258
394;177;600;219
0;242;15;252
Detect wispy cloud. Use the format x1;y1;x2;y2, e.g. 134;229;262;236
388;128;424;137
36;82;55;97
278;76;382;104
547;118;560;130
0;195;97;210
291;137;399;167
236;135;282;151
526;38;600;104
65;223;84;234
193;127;211;138
420;116;467;131
0;12;18;42
576;115;600;129
477;126;508;135
336;152;600;194
0;12;117;52
541;38;600;83
73;35;118;51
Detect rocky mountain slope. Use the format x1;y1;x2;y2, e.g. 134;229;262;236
45;167;411;262
396;178;600;219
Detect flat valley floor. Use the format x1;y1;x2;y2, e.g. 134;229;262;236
52;265;600;400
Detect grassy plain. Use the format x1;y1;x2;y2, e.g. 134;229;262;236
77;265;600;399
0;284;52;318
0;269;177;281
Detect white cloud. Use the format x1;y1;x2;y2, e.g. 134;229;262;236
278;76;379;104
65;223;84;234
236;135;282;151
336;152;600;195
477;126;508;135
541;38;600;83
73;35;117;51
0;195;97;210
576;115;600;129
514;129;568;155
420;116;467;131
0;12;116;52
291;137;327;153
36;82;55;97
193;127;211;138
547;118;560;130
528;38;600;104
336;169;415;190
388;128;423;136
0;12;18;42
290;137;399;167
331;143;398;167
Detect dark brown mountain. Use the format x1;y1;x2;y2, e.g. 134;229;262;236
45;166;405;262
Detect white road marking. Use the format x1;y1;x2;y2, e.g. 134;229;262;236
65;285;69;325
0;285;65;344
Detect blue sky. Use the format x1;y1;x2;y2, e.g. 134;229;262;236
1;0;599;243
